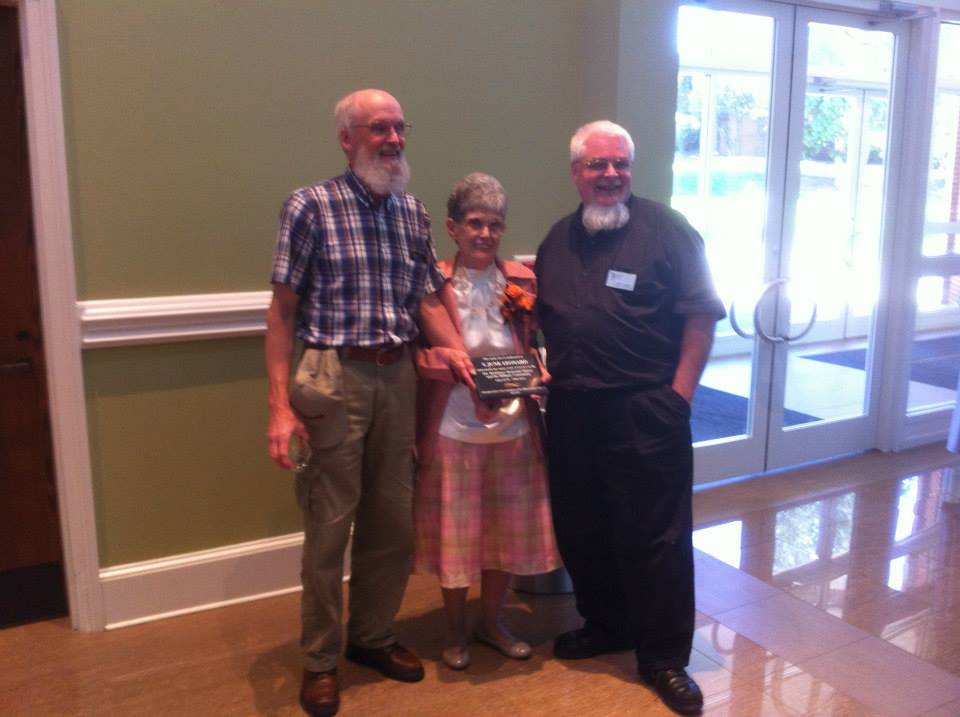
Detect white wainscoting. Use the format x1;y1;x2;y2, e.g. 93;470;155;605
99;533;304;629
902;410;951;451
81;289;284;628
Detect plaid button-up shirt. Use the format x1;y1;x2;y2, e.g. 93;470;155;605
271;168;445;347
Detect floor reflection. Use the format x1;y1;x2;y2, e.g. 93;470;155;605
694;462;960;678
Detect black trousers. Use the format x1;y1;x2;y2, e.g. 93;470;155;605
545;385;695;671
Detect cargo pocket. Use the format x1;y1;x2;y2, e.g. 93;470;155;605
289;348;348;449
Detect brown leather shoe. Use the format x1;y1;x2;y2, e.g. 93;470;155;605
344;642;425;682
299;668;339;717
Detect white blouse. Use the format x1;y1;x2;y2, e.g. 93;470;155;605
438;264;528;444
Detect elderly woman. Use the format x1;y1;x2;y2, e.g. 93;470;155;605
413;173;561;670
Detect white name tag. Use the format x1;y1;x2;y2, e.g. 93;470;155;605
605;269;637;291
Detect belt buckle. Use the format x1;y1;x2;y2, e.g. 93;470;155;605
375;345;394;366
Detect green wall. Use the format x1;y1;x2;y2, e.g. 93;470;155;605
619;0;680;203
58;0;624;298
58;0;680;566
84;339;297;565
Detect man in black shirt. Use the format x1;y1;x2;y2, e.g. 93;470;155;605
535;120;725;716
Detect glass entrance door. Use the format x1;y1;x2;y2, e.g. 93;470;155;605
768;7;905;470
673;1;908;482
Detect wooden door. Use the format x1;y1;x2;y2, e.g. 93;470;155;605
0;5;67;627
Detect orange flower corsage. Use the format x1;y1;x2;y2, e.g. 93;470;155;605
500;283;535;321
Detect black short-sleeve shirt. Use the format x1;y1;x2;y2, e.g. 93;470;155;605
535;195;726;392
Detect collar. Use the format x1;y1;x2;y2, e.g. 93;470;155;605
441;255;528;282
344;166;395;211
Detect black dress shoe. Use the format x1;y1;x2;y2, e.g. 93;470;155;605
640;667;703;716
553;627;631;659
300;669;339;717
344;642;425;682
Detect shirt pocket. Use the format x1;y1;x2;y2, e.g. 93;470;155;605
612;278;668;311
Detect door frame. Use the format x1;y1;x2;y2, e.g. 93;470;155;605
682;0;945;484
883;10;959;451
764;4;911;470
16;0;103;631
678;0;796;483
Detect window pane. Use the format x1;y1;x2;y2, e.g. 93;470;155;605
785;22;895;426
911;23;960;415
923;87;960;257
673;6;775;444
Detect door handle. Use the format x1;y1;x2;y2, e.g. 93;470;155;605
0;358;32;374
762;276;817;342
729;278;782;341
780;302;818;342
728;299;755;340
729;279;819;344
744;277;819;344
753;287;786;344
742;279;789;344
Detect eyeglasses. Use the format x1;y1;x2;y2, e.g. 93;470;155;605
463;217;505;235
581;157;631;172
351;121;412;137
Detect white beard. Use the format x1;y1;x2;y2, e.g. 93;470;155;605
353;145;410;196
582;203;629;235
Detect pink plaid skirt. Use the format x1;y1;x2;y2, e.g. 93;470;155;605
413;434;561;588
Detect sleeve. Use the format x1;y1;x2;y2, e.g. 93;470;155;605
526;274;540;349
664;209;727;320
270;190;317;295
414;346;457;383
419;207;447;295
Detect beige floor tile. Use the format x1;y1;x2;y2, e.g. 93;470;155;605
714;592;865;664
702;689;804;716
838;589;936;637
694;620;774;675
931;566;960;610
884;608;960;674
797;635;960;716
763;664;843;713
695;552;781;616
795;693;900;717
920;697;960;717
783;572;899;615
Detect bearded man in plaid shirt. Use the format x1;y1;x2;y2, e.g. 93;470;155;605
266;88;473;717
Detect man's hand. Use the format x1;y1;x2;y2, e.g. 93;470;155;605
671;386;694;407
425;346;476;388
265;284;305;470
267;404;309;470
671;313;717;408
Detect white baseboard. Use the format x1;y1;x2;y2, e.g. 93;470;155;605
901;410;949;450
99;532;305;629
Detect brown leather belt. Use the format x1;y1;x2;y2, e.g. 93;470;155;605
338;344;408;366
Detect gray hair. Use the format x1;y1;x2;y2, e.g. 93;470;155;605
446;173;507;222
334;92;359;134
569;120;635;163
